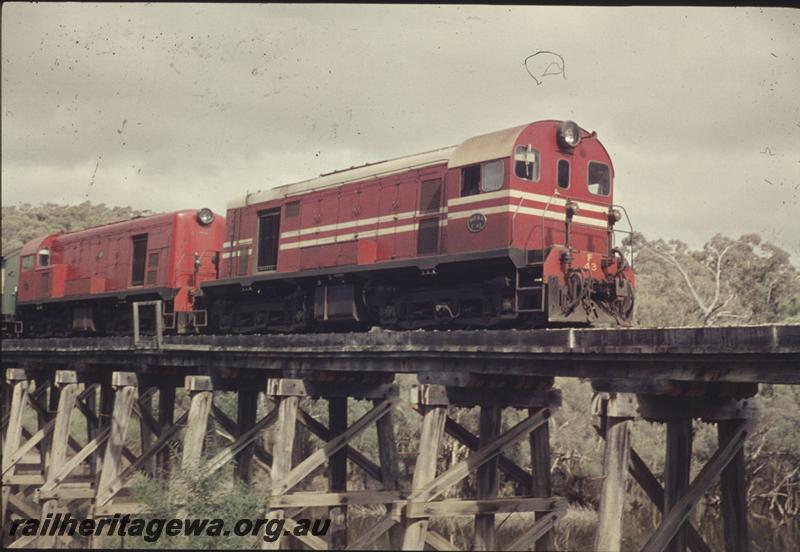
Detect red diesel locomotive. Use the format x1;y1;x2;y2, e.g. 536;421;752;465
15;209;224;336
200;120;635;333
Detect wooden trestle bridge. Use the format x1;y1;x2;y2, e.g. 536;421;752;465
2;324;799;551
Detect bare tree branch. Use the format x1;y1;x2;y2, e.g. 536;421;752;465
707;245;732;321
645;245;710;316
706;292;737;324
714;313;749;319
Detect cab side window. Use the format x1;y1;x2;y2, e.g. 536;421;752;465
588;162;611;195
461;165;481;197
461;160;505;197
481;159;504;192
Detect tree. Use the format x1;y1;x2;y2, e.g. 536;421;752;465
629;232;800;327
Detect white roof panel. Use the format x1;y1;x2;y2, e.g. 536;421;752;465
446;124;528;168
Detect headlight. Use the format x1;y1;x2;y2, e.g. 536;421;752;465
197;208;214;225
557;120;581;149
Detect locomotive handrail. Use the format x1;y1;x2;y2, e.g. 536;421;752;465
540;192;562;252
176;253;194;287
522;191;563;252
509;195;525;245
611;203;635;268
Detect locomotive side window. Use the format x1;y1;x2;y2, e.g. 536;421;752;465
515;145;540;181
257;208;281;272
146;252;159;285
420;179;442;213
130;234;148;286
557;159;570;189
285;201;300;218
461;165;481;197
38;248;50;268
481;159;504;192
588;162;611;195
417;218;439;255
22;255;34;271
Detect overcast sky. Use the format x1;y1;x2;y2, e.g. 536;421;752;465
2;4;799;258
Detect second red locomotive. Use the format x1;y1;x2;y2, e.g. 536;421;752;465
200;120;635;333
15;209;224;336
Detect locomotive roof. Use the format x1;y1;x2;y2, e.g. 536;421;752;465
17;210;204;257
228;123;530;209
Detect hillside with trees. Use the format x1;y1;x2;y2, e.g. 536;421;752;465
1;201;154;254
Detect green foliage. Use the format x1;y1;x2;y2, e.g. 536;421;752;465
745;384;800;519
1;201;153;254
112;462;266;549
553;506;598;552
549;378;605;502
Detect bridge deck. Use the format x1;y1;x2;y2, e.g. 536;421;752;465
3;324;799;384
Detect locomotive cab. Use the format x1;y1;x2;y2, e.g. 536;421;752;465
444;120;635;326
518;120;634;325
